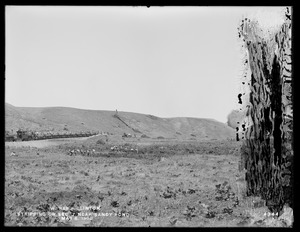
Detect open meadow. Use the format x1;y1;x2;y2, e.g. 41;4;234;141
5;135;292;227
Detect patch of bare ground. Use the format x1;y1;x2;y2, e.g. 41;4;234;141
5;139;292;227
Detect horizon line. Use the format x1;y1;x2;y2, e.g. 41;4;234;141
5;102;226;123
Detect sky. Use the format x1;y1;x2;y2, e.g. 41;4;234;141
5;6;286;123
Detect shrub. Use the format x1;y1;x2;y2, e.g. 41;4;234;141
96;139;106;145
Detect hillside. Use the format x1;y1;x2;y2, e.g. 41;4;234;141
5;103;235;140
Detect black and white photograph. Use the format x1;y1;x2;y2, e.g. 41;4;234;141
5;6;293;227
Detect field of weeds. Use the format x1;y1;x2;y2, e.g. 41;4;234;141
5;138;293;227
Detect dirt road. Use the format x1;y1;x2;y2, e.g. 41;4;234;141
5;136;98;148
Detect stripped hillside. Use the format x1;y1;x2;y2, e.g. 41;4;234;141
5;103;235;140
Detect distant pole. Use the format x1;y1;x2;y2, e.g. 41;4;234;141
116;109;118;115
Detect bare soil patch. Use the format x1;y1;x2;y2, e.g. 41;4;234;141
5;137;95;149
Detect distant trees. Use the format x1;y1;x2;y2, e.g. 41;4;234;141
226;109;245;129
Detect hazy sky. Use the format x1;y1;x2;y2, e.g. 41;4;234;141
5;6;286;122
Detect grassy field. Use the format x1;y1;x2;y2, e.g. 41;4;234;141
4;136;292;227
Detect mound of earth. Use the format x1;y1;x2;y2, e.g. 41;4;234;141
5;103;235;140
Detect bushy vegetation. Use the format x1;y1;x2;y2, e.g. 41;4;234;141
96;139;106;145
226;110;245;129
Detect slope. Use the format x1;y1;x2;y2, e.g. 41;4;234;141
5;103;235;140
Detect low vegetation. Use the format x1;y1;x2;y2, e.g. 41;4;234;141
5;137;292;227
